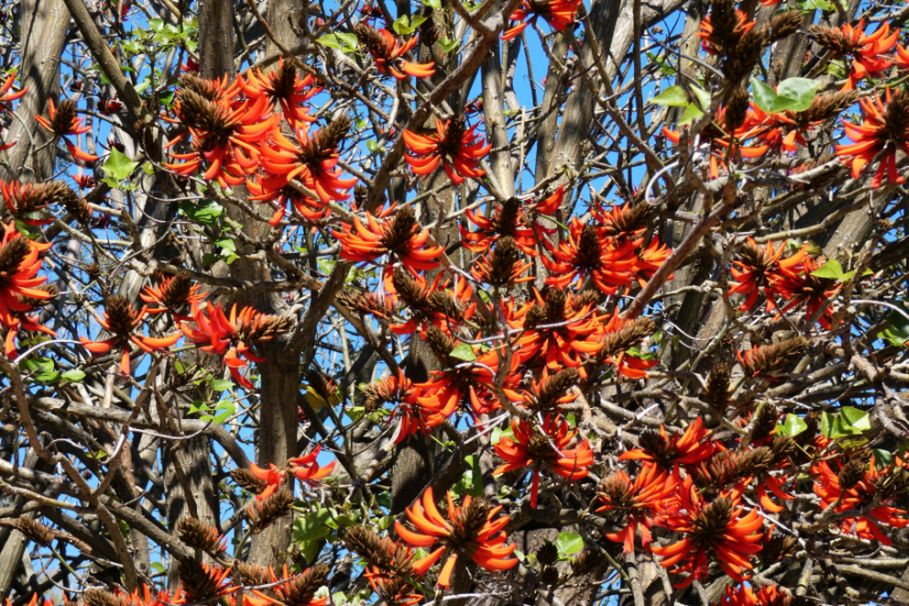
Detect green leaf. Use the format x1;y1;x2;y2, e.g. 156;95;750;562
180;200;223;226
777;413;808;437
776;77;820;112
211;378;233;392
800;0;834;11
317;33;359;53
437;38;459;54
449;343;477;362
293;509;333;544
840;406;870;431
102;148;139;182
690;84;711;111
556;531;584;558
651;85;689;108
678;102;705;126
878;309;909;347
392;14;427;36
60;369;86;383
811;258;845;280
751;77;819;113
751;78;779;113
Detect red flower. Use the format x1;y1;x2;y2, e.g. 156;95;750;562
394;487;518;588
719;583;794;606
333;205;443;271
814;20;899;90
248;462;285;502
288;445;335;484
354;25;436;80
620;417;716;470
241;60;319;126
166;75;273;187
812;455;909;544
181;302;287;389
596;462;676;554
362;370;442;444
252;115;356;224
506;289;603;374
728;239;809;313
502;0;582;41
140;272;207;320
698;9;755;55
0;223;55;356
81;296;182;375
494;414;593;508
414;344;514;418
461;190;561;255
35;99;98;162
834;89;909;188
403;118;490;185
543;218;638;295
651;482;764;587
0;71;26;107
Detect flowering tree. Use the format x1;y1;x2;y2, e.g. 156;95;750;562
1;0;909;604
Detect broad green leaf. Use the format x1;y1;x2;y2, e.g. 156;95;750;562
840;406;870;431
102;148;138;182
777;413;808;437
776;77;820;111
556;531;584;558
449;343;477;362
180;200;223;226
751;78;778;113
651;85;689;108
293;509;333;543
690;84;711;110
878;309;909;347
811;258;845;280
678;102;705;126
437;38;459;54
211;378;233;392
392;14;427;36
61;369;86;383
317;33;358;53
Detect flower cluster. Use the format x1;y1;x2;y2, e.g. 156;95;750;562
165;69;356;225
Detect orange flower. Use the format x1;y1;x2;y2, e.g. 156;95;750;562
35;99;98;162
333;205;443;271
362;370;439;444
252;114;356;224
140;272;207;320
403;118;490;185
728;239;809;313
812;455;909;544
651;482;764;587
81;296;181;375
719;583;793;606
165;75;273;187
502;0;582;41
0;223;53;331
288;445;336;484
813;20;899;90
543;218;638;295
461;189;561;255
181;302;286;389
620;417;715;470
414;344;514;418
494;414;593;508
834;89;909;188
596;462;676;554
506;289;603;374
354;25;436;79
698;9;755;55
241;60;319;126
0;71;25;107
248;462;285;501
394;487;518;588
